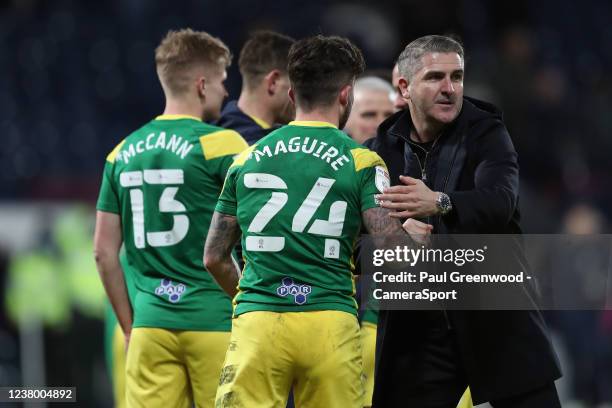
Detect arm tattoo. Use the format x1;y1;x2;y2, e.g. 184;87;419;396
362;207;406;236
361;207;419;254
205;212;242;297
206;212;241;258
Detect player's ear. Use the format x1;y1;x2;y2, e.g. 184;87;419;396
398;77;410;100
288;87;296;105
339;84;352;107
196;76;206;98
265;70;281;96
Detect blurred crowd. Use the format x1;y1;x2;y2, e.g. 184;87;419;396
1;0;612;231
0;0;610;224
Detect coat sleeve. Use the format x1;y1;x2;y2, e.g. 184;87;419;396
445;120;519;232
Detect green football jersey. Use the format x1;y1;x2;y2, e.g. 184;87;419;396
215;121;389;316
97;114;248;331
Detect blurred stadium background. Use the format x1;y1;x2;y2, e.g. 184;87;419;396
0;0;611;406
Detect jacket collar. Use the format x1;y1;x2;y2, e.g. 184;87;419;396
379;110;412;143
383;108;460;143
378;97;496;145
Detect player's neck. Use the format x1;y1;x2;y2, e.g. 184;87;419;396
162;99;204;121
294;108;339;128
238;92;274;127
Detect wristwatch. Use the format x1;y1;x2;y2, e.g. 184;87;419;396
436;192;453;215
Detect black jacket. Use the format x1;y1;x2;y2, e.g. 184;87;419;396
214;100;276;145
366;97;561;405
366;96;521;234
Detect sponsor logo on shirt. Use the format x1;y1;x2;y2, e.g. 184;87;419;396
155;278;186;303
276;277;311;305
374;165;390;204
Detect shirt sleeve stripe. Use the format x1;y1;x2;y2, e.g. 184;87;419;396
350;148;387;172
106;140;126;163
200;129;248;160
229;144;257;168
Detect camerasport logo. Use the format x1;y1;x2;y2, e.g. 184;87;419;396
276;277;311;305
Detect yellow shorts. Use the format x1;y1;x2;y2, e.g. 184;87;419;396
360;322;377;407
112;324;126;408
126;327;230;408
215;310;364;408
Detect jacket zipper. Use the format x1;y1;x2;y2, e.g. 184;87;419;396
408;137;439;225
409;135;440;183
409;138;452;330
411;146;429;182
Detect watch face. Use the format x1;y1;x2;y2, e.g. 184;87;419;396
438;193;451;213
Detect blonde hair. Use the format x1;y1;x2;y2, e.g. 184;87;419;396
155;28;231;96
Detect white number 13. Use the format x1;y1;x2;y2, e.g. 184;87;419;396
120;169;189;249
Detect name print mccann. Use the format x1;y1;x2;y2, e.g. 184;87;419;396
115;132;195;164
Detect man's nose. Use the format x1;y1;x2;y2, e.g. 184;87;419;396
441;77;455;94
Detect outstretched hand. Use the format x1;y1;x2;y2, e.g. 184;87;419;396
376;175;439;219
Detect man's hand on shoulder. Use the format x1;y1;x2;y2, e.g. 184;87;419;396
376;175;441;219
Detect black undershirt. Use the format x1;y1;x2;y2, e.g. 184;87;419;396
408;139;434;175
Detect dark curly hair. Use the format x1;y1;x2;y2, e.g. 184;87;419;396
288;35;365;111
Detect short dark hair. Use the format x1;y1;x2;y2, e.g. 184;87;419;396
238;30;295;89
288;35;365;111
398;35;464;80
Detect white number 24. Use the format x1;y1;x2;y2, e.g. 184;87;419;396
243;173;347;258
120;169;188;249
